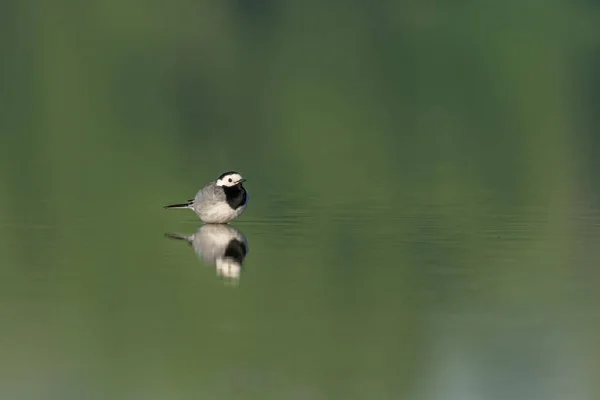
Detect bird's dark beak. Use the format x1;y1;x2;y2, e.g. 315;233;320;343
238;178;247;183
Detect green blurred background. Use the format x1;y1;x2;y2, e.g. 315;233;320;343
1;1;600;399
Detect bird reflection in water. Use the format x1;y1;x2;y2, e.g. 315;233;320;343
165;224;249;283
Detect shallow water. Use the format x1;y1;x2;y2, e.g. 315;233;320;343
2;184;600;400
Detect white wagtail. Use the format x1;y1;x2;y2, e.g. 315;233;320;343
165;224;249;281
164;171;248;223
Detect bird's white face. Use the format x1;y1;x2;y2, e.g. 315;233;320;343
216;172;245;187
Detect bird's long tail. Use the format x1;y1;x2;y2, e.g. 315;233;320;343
163;200;193;210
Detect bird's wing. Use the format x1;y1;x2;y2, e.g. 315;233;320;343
195;182;225;203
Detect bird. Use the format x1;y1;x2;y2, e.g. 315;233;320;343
164;171;248;223
165;224;249;281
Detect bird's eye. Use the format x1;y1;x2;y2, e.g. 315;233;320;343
228;178;232;182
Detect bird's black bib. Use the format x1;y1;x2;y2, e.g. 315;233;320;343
223;185;247;210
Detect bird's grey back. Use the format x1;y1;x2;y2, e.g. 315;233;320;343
194;181;225;206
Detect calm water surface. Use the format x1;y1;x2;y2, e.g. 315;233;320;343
2;185;599;400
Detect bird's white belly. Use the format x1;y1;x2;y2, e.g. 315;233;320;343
198;202;246;223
